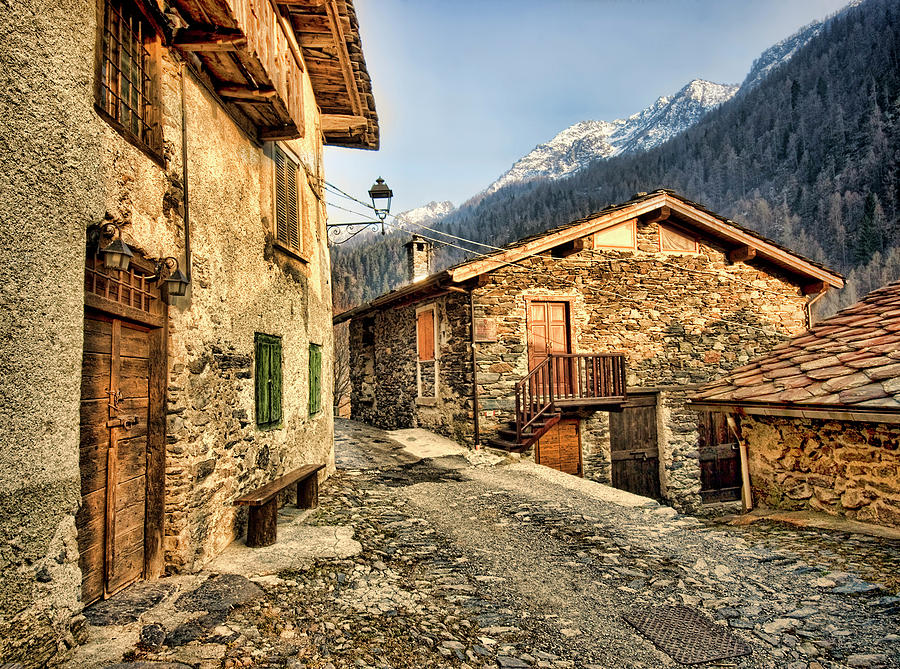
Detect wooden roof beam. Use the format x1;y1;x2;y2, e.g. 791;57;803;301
324;0;364;117
174;28;247;51
640;205;670;224
321;113;367;133
217;86;277;100
728;245;757;264
802;280;828;296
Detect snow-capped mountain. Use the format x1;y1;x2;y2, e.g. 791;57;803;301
740;21;824;91
485;80;738;194
396;200;455;227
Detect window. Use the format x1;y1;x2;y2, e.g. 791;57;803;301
593;220;636;249
659;223;699;253
255;333;283;429
309;343;322;415
417;309;435;362
274;145;308;259
95;0;162;159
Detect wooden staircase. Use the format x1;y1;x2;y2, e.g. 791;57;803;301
487;353;627;453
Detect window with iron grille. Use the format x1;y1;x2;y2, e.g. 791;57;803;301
96;0;161;158
274;145;308;258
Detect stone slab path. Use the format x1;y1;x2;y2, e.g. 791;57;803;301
67;419;899;669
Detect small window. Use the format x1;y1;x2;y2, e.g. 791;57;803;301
593;220;636;249
417;309;435;362
274;145;308;259
309;343;322;415
95;0;162;159
255;333;283;429
659;223;699;253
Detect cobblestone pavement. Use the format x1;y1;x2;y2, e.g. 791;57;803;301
91;420;899;669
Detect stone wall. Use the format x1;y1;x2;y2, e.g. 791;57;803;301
471;216;808;511
742;415;900;528
349;293;474;445
0;2;335;662
0;0;102;663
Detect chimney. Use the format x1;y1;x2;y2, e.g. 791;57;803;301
405;235;433;283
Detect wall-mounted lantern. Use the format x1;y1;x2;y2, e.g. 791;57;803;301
89;222;134;271
149;256;190;297
368;177;393;225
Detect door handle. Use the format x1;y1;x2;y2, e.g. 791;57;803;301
106;416;139;429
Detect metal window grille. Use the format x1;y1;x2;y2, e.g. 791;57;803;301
98;0;155;149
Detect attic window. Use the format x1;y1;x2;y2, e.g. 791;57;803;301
95;0;162;161
593;220;635;249
659;223;699;253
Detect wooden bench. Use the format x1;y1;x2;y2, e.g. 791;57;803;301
234;464;325;547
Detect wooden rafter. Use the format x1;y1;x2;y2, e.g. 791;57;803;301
728;245;757;263
321;113;367;133
173;28;247;51
217;86;277;100
323;0;363;117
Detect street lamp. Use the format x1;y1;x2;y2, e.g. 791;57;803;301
368;177;393;225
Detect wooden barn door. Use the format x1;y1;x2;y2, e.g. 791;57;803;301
78;314;153;603
609;393;661;499
535;417;582;476
527;300;571;396
698;412;741;503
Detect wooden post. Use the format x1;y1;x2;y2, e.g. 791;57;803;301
726;414;753;512
298;475;319;509
247;499;278;547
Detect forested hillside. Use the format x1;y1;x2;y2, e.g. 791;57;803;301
332;0;900;315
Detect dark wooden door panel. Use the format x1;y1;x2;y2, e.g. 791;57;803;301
698;412;741;503
610;393;660;499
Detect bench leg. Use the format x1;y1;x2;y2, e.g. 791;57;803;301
297;475;318;510
246;499;278;547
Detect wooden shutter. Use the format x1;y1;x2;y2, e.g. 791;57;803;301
309;344;322;415
417;310;435;361
255;333;282;428
274;146;301;254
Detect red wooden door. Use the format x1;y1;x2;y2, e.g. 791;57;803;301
527;301;571;395
77;314;150;604
535;418;582;476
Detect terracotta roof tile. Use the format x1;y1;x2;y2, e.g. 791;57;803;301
693;280;900;411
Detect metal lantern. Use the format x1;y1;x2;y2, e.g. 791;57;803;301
93;223;134;271
368;177;393;221
164;266;190;297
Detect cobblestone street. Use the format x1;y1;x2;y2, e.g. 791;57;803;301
74;420;899;669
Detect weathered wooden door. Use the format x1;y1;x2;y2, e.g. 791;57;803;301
610;393;661;499
535;417;582;476
698;412;741;503
527;301;571;395
77;313;151;604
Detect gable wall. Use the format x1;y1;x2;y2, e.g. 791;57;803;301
471;216;810;510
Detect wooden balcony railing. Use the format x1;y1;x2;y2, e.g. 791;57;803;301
515;353;626;443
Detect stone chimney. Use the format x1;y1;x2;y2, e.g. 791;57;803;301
405;235;433;283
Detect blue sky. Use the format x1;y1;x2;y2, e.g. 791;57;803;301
324;0;851;222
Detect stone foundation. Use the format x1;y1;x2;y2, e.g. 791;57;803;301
743;415;900;528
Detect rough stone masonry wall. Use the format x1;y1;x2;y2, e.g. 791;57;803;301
473;217;809;512
0;0;102;663
742;415;900;528
0;4;335;662
107;51;335;573
350;293;474;444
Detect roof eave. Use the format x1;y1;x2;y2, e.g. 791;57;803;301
333;270;452;324
687;399;900;424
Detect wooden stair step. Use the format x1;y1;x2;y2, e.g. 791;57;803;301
486;438;529;453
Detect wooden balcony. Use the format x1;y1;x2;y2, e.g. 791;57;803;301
171;0;378;147
487;353;627;453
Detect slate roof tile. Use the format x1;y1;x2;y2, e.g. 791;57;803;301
693;280;900;411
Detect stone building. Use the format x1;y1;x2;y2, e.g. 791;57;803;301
691;280;900;529
0;0;378;663
336;191;844;514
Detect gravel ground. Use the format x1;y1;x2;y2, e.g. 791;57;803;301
76;419;899;669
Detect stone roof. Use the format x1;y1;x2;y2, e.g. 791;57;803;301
693;280;900;412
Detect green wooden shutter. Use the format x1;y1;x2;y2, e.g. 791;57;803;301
255;333;282;428
309;344;322;415
271;338;282;423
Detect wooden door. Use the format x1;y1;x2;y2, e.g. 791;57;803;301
609;393;661;499
527;301;571;395
77;314;151;604
535;418;582;476
698;412;741;503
